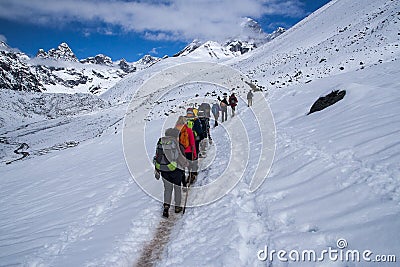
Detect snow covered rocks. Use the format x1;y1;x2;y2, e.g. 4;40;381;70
308;90;346;115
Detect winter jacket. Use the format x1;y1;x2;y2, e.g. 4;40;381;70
247;91;253;99
229;94;238;107
220;98;228;111
211;103;220;116
187;117;204;141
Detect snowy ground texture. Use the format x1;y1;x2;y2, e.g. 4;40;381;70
1;0;400;266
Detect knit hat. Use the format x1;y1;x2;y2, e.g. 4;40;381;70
186;109;194;117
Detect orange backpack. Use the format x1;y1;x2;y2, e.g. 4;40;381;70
179;125;190;149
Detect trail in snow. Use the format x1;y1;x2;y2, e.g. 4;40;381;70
134;213;179;267
134;139;217;267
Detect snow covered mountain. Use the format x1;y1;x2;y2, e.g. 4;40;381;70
174;18;285;59
1;0;400;266
0;49;44;92
0;18;277;94
36;42;79;62
0;42;159;94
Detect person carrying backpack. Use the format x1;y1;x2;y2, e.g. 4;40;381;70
247;90;254;107
154;127;188;218
229;92;238;117
175;116;197;185
198;102;212;144
219;93;228;122
211;101;220;127
198;102;211;118
185;108;204;183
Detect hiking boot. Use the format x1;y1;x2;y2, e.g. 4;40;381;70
189;173;197;184
175;206;183;213
162;208;169;218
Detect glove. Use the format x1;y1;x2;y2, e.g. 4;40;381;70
154;170;160;180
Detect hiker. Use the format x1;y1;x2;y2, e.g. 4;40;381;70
229;92;238;117
186;108;204;184
175;116;197;185
247;90;254;107
193;107;198;117
198;102;211;119
154;127;188;218
198;102;212;143
186;108;204;152
198;108;212;152
211;101;220;127
219;93;229;122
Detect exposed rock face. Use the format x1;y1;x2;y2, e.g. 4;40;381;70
80;54;114;66
137;55;158;65
36;42;79;62
308;90;346;114
118;59;136;73
225;40;256;54
0;50;44;92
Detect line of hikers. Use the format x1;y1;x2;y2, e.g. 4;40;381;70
153;103;212;218
153;90;254;218
211;90;253;127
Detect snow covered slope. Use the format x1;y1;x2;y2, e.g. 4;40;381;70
0;0;399;266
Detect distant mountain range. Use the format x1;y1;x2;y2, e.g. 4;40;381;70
0;18;285;94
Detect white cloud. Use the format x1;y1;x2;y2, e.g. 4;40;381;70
0;34;7;43
0;0;305;41
149;47;159;55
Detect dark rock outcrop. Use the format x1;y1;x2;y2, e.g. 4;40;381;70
0;50;44;92
308;90;346;114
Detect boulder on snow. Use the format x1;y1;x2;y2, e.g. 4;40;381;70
308;90;346;115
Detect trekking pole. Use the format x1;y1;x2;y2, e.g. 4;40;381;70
182;182;190;214
183;151;194;214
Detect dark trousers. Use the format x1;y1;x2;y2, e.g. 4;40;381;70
195;140;201;158
231;106;236;117
221;109;227;122
185;152;198;183
213;114;219;127
161;169;183;208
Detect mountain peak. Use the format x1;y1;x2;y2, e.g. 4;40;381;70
240;17;263;35
173;39;203;57
0;40;9;49
80;54;113;66
36;42;78;62
137;54;159;65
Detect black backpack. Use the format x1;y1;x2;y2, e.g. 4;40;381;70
154;136;179;172
198;103;211;118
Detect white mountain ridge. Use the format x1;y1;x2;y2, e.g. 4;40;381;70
0;17;280;95
174;18;285;58
0;41;162;94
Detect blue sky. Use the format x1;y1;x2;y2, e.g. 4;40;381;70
0;0;331;62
